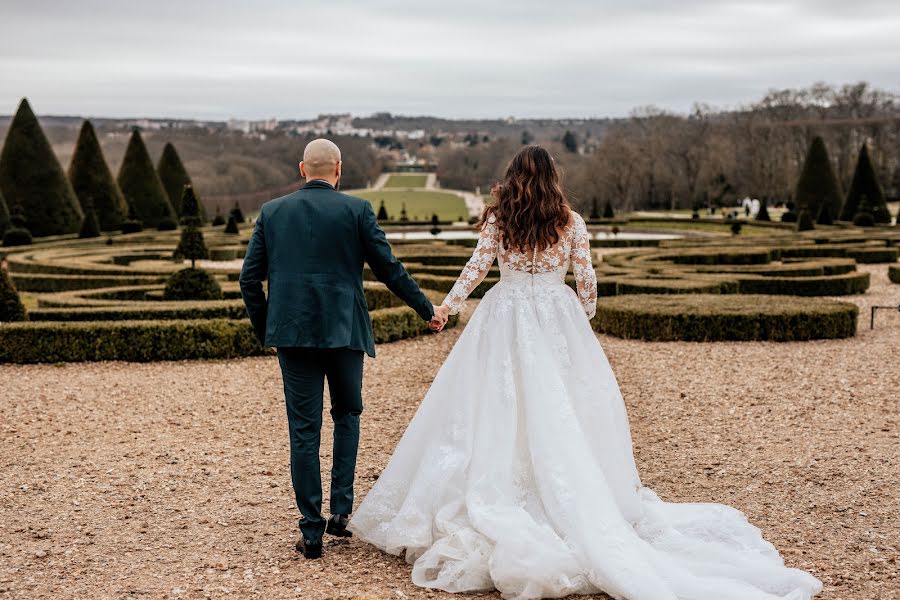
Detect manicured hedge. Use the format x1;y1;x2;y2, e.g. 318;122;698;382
396;252;473;266
0;305;459;363
657;249;771;265
591;294;858;341
736;271;870;296
0;319;264;363
11;273;168;292
845;247;898;264
27;301;248;322
412;274;498;298
615;277;738;295
889;265;900;284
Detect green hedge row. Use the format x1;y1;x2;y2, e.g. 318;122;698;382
736;271;870;296
412;274;497;298
889;265;900;284
11;273;169;293
591;294;858;342
658;249;772;265
615;277;739;295
846;247;899;263
27;301;249;322
0;319;264;363
0;305;459;363
396;253;473;266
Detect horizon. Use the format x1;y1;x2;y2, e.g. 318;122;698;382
2;78;897;125
2;1;899;121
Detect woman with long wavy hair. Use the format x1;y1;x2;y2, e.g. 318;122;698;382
350;145;821;600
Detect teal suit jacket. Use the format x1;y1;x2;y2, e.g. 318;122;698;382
239;180;434;357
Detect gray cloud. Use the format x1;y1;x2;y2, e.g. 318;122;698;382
0;0;898;119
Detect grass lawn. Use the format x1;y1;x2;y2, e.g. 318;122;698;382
384;174;428;188
19;293;39;311
354;190;468;221
624;219;787;236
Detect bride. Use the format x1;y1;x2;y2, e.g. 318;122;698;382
349;145;822;600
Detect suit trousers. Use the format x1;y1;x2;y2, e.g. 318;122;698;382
277;347;364;541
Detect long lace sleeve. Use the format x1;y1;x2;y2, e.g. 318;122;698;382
570;213;597;319
443;215;500;314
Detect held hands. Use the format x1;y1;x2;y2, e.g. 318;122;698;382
429;304;450;332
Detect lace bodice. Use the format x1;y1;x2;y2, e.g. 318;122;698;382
443;211;597;318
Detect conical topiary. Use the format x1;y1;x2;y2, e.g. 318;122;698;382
816;201;834;225
68;120;128;231
158;143;207;221
852;194;876;227
399;202;409;222
755;198;771;221
211;206;225;226
117;129;176;229
590;197;600;220
430;214;441;236
841;144;890;223
173;185;208;267
0;264;27;322
0;187;9;235
120;203;144;234
377;200;389;221
78;199;102;239
224;214;239;234
796;209;815;232
2;202;33;247
0;98;83;236
794;137;842;222
603;200;615;219
230;202;244;223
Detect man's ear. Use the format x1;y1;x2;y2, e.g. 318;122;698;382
335;161;342;178
299;162;306;179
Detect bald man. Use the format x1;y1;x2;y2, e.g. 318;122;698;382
240;139;448;558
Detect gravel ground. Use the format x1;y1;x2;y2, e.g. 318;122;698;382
0;264;897;600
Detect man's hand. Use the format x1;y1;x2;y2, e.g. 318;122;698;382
429;304;450;332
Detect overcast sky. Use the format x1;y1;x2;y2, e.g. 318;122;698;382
1;0;898;120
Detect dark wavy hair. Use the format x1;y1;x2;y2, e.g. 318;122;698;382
480;145;571;252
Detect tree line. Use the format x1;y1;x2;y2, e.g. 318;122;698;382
435;82;900;215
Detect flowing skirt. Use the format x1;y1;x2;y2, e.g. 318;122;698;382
350;277;822;600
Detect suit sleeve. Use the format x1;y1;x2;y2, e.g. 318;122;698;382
239;211;269;345
360;202;434;321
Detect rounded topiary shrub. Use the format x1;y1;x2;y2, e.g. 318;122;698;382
853;212;875;227
889;265;900;284
157;216;178;231
0;266;27;322
781;211;798;223
163;267;223;301
796;210;815;232
2;226;32;247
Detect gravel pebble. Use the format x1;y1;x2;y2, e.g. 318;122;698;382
0;264;897;599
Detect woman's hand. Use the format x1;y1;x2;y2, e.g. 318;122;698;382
429;304;450;332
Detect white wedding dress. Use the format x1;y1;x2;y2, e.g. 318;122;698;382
349;212;822;600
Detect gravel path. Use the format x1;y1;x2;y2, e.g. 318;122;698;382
1;266;897;599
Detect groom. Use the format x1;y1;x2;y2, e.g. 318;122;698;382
240;139;449;559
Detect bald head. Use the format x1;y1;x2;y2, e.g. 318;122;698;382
300;138;342;184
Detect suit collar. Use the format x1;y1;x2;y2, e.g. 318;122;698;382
302;179;336;190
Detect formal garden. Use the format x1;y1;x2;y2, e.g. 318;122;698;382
1;100;899;363
0;98;899;599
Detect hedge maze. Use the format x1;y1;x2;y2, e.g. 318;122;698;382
0;220;898;361
382;228;897;342
0;227;458;363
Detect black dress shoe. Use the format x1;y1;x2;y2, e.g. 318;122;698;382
295;537;323;559
325;514;352;538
